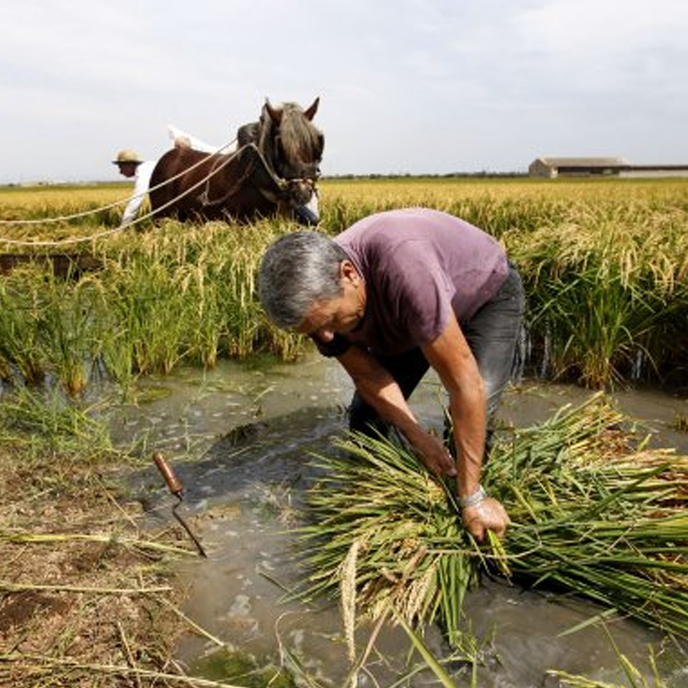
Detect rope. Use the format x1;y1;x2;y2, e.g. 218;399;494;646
121;148;243;226
0;137;237;226
0;138;246;248
0;226;128;248
197;145;285;208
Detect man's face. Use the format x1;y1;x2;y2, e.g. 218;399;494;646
296;261;366;343
116;162;137;178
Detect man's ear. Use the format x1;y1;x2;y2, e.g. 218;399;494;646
340;260;360;285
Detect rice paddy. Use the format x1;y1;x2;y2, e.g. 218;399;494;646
297;393;688;687
1;177;687;686
1;177;686;395
300;394;688;633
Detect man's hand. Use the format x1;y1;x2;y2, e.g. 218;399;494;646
410;431;457;477
461;497;510;542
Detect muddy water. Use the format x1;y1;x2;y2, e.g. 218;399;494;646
119;354;688;687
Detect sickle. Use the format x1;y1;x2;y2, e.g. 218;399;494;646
152;452;208;558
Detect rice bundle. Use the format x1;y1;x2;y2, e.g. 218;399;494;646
299;393;688;647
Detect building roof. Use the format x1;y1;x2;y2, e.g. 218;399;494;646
534;157;631;168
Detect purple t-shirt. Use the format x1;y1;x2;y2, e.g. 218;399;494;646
317;208;508;357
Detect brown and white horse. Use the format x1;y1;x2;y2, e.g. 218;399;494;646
149;98;324;225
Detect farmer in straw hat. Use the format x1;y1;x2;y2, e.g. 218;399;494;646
112;149;156;227
258;208;525;541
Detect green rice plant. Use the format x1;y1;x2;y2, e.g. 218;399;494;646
86;218;314;383
37;274;104;396
0;260;110;393
94;316;139;391
649;282;688;385
197;218;313;361
298;394;688;650
100;255;193;375
504;203;688;387
0;260;118;394
2;179;688;390
176;260;225;368
0;386;112;456
392;608;470;688
253;317;306;361
220;248;264;358
0;271;49;383
529;266;663;387
299;431;481;647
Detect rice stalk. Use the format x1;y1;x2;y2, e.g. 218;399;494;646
0;273;48;383
38;273;101;396
0;580;172;594
103;257;191;375
340;540;360;663
0;652;250;687
0;532;197;557
297;393;688;647
390;607;461;688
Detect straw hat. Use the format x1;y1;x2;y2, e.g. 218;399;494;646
112;149;143;165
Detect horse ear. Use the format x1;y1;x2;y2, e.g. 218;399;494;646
264;98;282;124
303;97;320;121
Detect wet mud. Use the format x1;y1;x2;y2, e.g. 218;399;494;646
121;354;688;686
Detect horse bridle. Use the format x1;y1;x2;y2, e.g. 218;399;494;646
270;131;321;186
195;145;309;209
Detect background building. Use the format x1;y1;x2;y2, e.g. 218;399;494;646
529;157;688;178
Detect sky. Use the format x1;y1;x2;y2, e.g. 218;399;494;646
1;0;687;183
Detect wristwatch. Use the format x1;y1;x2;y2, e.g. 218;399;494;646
458;485;487;508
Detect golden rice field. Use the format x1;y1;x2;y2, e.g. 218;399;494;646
0;176;687;395
1;177;688;687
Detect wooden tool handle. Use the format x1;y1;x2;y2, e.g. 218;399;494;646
152;452;183;497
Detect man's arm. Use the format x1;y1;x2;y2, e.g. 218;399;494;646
421;312;510;541
337;311;509;540
421;313;485;501
121;163;154;226
337;345;456;476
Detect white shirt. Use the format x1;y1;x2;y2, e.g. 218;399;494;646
121;160;156;226
167;124;236;155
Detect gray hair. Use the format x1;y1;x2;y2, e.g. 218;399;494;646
258;231;349;328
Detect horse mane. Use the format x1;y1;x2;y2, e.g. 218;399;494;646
256;101;324;175
278;102;324;163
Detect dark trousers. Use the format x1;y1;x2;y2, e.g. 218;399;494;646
348;265;526;457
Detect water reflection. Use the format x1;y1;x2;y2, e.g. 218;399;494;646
123;353;688;687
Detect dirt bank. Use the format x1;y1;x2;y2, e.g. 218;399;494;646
0;441;201;687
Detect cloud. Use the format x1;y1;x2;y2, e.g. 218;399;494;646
1;0;687;181
513;0;688;95
517;0;688;54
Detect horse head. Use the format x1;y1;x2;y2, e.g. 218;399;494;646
257;97;324;184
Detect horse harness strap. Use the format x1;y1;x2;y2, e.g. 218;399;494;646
198;145;290;208
197;153;240;206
